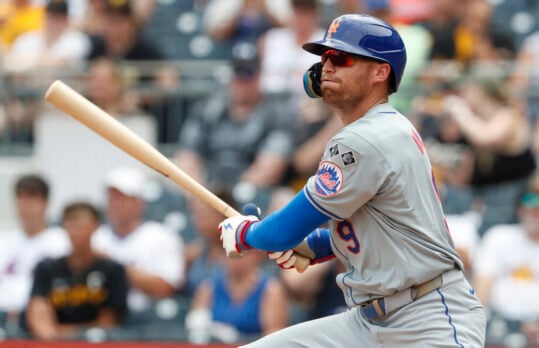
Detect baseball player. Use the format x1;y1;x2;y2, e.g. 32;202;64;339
219;14;486;347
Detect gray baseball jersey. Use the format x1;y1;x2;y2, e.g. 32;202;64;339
303;103;463;306
242;103;485;348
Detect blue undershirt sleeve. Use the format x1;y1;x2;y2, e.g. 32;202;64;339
244;189;330;251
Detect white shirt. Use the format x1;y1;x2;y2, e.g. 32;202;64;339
92;221;185;312
474;224;539;321
0;226;70;311
446;214;479;263
4;27;90;71
260;27;325;95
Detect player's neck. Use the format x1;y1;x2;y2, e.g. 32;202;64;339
335;95;389;125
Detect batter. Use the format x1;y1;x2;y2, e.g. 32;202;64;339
219;14;486;347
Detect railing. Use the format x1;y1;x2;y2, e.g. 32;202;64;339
0;60;232;156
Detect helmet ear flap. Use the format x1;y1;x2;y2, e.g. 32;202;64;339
303;63;323;98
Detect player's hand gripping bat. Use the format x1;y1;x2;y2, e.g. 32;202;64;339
44;80;311;273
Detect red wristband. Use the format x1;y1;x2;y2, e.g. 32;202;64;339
235;220;256;251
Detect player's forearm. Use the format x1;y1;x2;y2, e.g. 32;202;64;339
245;190;329;251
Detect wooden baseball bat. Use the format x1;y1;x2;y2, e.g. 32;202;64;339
44;80;310;273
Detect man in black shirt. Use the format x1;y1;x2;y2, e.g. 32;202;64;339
26;202;128;340
87;0;162;61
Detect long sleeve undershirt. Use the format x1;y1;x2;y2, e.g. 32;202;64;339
244;189;330;251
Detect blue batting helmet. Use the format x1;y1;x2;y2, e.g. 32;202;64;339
303;14;407;92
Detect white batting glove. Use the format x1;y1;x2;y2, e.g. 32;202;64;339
267;250;297;270
218;215;259;257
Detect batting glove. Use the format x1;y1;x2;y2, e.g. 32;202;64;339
267;250;298;270
218;215;259;257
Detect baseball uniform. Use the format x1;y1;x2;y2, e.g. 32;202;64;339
242;103;486;347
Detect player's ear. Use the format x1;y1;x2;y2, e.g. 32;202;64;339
373;62;391;85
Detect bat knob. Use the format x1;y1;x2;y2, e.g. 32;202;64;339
242;203;261;219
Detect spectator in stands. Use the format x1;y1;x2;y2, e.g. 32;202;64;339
91;166;185;321
0;0;44;50
86;0;162;61
279;259;347;324
443;77;536;235
285;98;340;191
419;0;514;66
174;42;293;194
242;186;344;325
373;1;433;114
445;213;480;278
418;0;460;60
258;0;325;96
202;0;291;47
183;185;233;297
85;58;143;117
473;172;539;344
76;0;155;36
185;250;288;343
453;0;515;66
510;27;539;155
3;0;91;72
0;174;70;332
26;201;128;340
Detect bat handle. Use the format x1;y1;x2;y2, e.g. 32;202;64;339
230;246;310;272
292;253;310;273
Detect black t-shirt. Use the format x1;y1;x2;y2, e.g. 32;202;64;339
30;257;128;324
87;35;163;61
178;92;294;185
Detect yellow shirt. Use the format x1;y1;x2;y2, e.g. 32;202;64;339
0;3;44;49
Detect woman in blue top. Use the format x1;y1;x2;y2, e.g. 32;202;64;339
186;250;289;340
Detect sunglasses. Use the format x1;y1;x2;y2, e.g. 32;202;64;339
321;49;356;67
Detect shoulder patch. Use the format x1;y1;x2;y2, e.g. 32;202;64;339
330;142;361;167
329;144;340;157
341;151;356;165
314;161;343;197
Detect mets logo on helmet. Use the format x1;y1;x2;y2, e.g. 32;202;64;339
326;18;343;39
315;161;343;197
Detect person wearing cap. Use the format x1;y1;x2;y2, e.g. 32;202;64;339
91;166;185;320
473;171;539;344
3;0;91;71
175;42;294;196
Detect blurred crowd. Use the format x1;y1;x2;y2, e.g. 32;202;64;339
1;0;539;346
